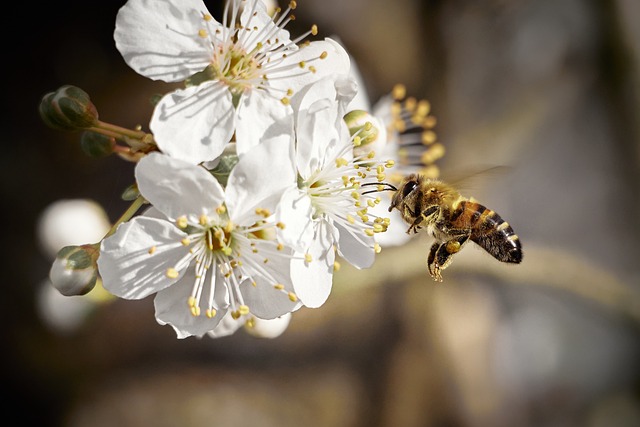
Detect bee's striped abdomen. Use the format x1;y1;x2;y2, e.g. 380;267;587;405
452;201;523;264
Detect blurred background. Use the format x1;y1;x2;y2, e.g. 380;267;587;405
3;0;640;426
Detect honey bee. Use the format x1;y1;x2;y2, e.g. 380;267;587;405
387;173;523;281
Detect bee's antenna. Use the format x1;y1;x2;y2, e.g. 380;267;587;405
361;182;398;195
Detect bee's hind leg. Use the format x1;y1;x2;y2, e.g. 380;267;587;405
427;235;470;282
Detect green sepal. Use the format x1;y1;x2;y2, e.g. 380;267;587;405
80;131;115;157
208;153;239;187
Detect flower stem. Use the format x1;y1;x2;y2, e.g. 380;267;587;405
104;196;146;238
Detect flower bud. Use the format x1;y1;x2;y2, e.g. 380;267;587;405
49;244;100;296
344;110;387;158
39;85;99;131
80;131;115;157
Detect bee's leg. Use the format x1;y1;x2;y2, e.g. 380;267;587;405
427;242;442;281
429;235;470;281
407;217;423;234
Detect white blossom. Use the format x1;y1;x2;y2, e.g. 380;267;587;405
97;143;301;338
114;0;350;163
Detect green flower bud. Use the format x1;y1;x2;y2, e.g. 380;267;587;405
49;244;100;296
80;131;115;157
39;85;99;131
344;110;387;158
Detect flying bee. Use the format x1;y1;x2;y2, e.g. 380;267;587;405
386;173;523;281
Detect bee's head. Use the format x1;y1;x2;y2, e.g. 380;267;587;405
389;173;422;212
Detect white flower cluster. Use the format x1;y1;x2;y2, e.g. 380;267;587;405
43;0;444;340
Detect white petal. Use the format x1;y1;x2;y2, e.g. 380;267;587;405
235;91;294;156
114;0;214;82
206;312;244;338
238;0;291;53
334;222;375;269
154;268;225;338
97;217;189;300
371;201;414;247
226;137;296;225
295;93;341;178
151;82;235;164
245;313;292;338
290;221;335;308
270;38;350;96
240;240;300;318
275;187;315;252
136;152;225;220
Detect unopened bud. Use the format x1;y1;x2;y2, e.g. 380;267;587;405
49;244;100;296
344;110;387;158
39;85;99;131
80;131;115;157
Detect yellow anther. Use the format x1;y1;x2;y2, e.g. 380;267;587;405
176;216;188;229
288;292;298;302
424;116;437;128
190;305;201;317
383;217;391;225
199;214;209;225
231;310;241;320
181;238;191;246
364;121;373;131
198;29;208;38
281;97;290;105
373;223;385;233
354;201;361;207
353;136;362;146
421;143;446;164
417;100;431;117
311;24;318;35
238;305;250;315
222;247;233;256
367;151;376;159
304;253;312;263
377;184;384;192
206;308;217;318
392;84;406;100
386;160;396;168
358;208;368;217
245;317;255;328
374;243;382;253
263;258;269;264
333;261;341;271
276;243;284;251
367;199;376;208
351;191;360;200
342;176;350;186
377;173;386;182
148;246;157;255
251;281;257;287
335;157;348;167
273;283;285;290
365;229;375;237
224;221;234;233
166;268;179;279
203;14;212;22
406;97;417;111
319;51;328;59
361;215;369;223
287;88;294;96
188;296;196;308
289;0;297;9
347;214;355;224
308;65;317;73
216;205;226;214
376;165;385;174
276;222;286;229
298;61;306;68
421;130;437;145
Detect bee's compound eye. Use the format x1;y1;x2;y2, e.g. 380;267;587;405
402;180;417;198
